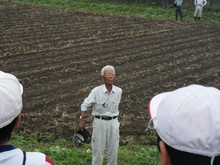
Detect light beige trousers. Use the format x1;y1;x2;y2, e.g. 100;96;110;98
91;117;120;165
194;6;203;18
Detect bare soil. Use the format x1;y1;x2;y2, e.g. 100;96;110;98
0;1;220;145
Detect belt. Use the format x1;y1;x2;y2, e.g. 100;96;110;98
95;116;117;120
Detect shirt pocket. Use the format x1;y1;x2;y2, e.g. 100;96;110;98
94;99;106;114
109;99;120;113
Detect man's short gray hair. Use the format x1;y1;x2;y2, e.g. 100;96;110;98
101;65;115;76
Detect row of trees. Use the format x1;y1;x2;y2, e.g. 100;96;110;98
105;0;220;8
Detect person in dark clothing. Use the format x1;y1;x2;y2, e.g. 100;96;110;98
174;0;183;21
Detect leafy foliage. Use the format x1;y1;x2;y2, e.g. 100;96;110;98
10;0;220;24
12;135;160;165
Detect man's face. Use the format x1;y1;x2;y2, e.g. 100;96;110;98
102;68;116;85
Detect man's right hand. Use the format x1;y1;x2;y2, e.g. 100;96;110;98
79;117;85;131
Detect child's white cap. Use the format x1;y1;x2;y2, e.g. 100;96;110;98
148;84;220;157
0;71;23;129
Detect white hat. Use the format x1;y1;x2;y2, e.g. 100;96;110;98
148;84;220;157
0;71;23;129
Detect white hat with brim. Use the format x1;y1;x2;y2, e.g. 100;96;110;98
148;84;220;157
0;71;23;129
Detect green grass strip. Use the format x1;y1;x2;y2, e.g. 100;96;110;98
10;0;220;24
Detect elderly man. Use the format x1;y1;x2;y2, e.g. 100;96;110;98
148;84;220;165
79;65;122;165
0;71;54;165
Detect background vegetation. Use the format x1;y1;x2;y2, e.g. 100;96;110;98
12;134;159;165
10;0;220;24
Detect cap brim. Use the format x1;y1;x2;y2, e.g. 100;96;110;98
19;84;23;95
148;92;171;119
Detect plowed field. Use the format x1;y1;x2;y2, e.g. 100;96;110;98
1;1;220;144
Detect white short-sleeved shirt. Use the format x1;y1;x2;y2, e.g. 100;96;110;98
194;0;207;6
81;84;122;117
0;145;54;165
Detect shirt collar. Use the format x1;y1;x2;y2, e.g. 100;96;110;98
0;145;16;153
102;84;115;93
